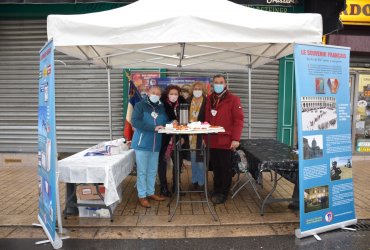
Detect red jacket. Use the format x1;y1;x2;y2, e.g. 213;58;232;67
205;91;244;149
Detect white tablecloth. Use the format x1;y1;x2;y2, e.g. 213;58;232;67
58;149;135;206
158;127;225;134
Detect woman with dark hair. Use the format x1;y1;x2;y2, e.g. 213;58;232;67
158;85;188;197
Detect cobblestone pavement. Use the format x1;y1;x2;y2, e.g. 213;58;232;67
0;160;368;239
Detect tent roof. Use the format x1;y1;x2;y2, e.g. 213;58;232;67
47;0;323;70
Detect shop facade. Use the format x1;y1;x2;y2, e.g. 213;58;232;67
326;0;370;155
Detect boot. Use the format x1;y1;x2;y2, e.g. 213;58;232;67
160;183;172;197
190;182;199;191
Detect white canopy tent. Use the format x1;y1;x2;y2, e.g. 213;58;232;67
47;0;323;139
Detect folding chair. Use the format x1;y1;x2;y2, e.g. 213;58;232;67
230;148;261;200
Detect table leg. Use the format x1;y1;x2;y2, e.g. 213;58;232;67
204;134;218;221
260;170;278;216
169;135;180;222
64;183;77;219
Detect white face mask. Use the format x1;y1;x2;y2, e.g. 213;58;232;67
149;95;160;103
169;94;178;103
193;90;202;98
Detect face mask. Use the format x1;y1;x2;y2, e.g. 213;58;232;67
168;94;178;103
182;93;189;99
213;84;224;94
193;90;203;98
149;95;160;103
141;92;147;98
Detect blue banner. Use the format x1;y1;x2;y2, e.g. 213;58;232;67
38;40;57;241
149;77;211;95
294;44;356;234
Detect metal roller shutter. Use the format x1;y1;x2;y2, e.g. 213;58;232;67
350;55;370;68
166;62;279;139
0;19;124;153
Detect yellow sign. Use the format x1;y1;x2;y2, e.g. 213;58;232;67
340;0;370;26
359;74;370;92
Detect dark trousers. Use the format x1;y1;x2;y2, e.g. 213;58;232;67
158;143;184;188
210;148;232;196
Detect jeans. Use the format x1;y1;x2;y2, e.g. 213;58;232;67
135;150;160;198
190;151;204;185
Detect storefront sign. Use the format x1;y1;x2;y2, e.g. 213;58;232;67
38;40;62;248
243;0;303;13
341;0;370;26
294;44;357;238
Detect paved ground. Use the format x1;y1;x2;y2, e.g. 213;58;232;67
1;229;370;250
0;160;369;240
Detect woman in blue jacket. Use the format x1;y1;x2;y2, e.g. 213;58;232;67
131;86;169;208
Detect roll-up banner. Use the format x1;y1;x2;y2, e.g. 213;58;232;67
294;43;357;238
38;39;63;249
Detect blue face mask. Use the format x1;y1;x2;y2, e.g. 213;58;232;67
213;84;224;94
149;95;160;103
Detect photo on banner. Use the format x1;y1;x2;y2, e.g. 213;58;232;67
294;44;356;238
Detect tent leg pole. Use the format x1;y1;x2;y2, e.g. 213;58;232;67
248;66;252;139
107;61;113;141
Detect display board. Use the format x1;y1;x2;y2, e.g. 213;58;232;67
294;43;357;238
38;39;63;249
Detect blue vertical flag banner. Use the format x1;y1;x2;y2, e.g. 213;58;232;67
294;44;357;238
38;40;61;247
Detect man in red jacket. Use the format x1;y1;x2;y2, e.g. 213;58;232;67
205;74;244;204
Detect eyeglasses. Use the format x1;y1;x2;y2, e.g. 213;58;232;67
213;82;225;84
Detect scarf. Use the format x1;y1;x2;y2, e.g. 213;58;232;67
166;98;179;118
189;96;203;149
211;89;228;110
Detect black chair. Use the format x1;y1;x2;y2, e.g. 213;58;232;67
230;147;261;200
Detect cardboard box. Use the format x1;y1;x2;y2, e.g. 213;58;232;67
77;184;105;200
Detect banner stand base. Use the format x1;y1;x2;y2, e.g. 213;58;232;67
33;216;67;249
313;234;321;241
295;219;357;240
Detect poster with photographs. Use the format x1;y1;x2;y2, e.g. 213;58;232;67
295;44;356;235
38;40;58;243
